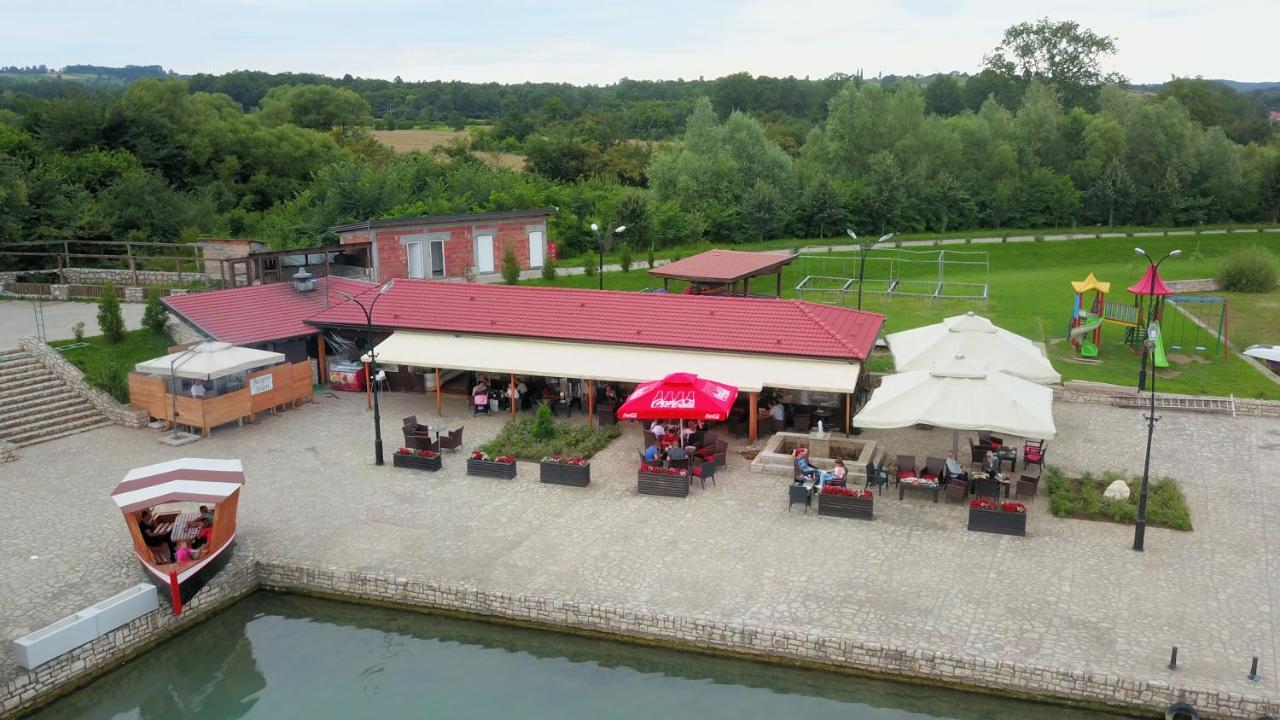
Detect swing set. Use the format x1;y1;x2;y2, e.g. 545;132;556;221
1163;296;1230;363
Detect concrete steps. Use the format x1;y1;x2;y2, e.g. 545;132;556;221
0;354;112;448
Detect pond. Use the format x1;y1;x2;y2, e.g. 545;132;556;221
29;592;1130;720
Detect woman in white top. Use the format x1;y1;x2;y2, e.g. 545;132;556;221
649;420;666;437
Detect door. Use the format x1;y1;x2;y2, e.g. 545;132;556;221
528;230;544;268
429;240;445;277
406;241;425;279
475;234;495;273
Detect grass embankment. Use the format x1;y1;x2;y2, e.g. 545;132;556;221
479;404;621;461
1044;466;1192;531
52;329;172;402
530;233;1280;399
1179;289;1278;350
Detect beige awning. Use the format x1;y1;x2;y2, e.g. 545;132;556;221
367;331;861;393
135;341;285;380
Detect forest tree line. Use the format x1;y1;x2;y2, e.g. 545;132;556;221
2;19;1279;264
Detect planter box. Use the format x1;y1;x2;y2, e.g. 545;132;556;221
467;458;517;479
540;461;590;487
967;507;1027;536
637;471;689;498
393;453;442;472
817;494;874;520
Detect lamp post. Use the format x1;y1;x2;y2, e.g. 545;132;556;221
1131;247;1179;552
591;223;626;291
847;230;893;311
337;280;395;466
168;346;200;440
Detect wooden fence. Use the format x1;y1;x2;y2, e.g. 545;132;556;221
127;360;314;437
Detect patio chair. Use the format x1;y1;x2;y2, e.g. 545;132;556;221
438;426;464;452
643;430;658;446
864;460;890;495
945;477;968;504
472;393;490;416
402;428;437;453
668;455;690;470
973;475;1001;500
978;431;1005;449
1024;440;1044;474
1023;440;1046;472
968;438;989;467
699;438;728;460
403;416;429;433
921;457;945;482
597;403;616;426
725;414;746;438
788;483;811;513
792;413;811;432
691;456;719;489
1015;473;1040;500
895;455;917;481
697;432;718;451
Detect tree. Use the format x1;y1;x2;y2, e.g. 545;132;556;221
446;111;466;131
801;176;845;237
500;244;520;284
618;241;633;272
258;84;371;137
1087;157;1135;226
741;179;785;241
142;288;170;334
925;75;965;116
96;282;126;344
983;18;1124;108
614;191;653;254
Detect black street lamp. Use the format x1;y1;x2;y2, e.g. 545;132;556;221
338;280;395;466
1132;247;1179;552
847;229;893;311
591;222;626;290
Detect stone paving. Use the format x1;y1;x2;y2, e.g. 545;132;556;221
2;390;1279;707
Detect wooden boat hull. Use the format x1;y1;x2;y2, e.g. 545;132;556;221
137;534;236;612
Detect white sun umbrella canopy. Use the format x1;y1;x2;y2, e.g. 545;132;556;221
853;355;1056;448
135;341;285;380
887;311;1062;384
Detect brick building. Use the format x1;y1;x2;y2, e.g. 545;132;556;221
330;209;555;283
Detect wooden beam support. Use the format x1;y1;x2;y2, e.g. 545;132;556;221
316;334;327;386
586;380;595;425
510;374;517;420
435;368;443;415
776;270;782;298
845;392;852;437
748;391;758;442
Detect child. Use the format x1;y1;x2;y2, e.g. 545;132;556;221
174;540;192;564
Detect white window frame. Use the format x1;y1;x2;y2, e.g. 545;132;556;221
528;229;545;268
406;240;425;279
475;233;495;273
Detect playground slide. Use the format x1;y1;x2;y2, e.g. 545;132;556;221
1070;318;1102;358
1069;318;1102;339
1151;322;1169;368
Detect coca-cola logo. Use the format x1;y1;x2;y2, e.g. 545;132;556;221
708;385;731;401
649;390;695;409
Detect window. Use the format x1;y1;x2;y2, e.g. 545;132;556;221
429;239;445;277
406;241;425;279
475;234;495;273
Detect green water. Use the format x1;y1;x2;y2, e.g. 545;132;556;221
31;593;1130;719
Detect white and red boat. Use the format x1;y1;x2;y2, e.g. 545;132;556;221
112;458;245;615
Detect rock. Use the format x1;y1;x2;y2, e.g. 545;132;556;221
1103;479;1131;501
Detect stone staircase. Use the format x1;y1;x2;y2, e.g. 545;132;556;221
0;354;112;447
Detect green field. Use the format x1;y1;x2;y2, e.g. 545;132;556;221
52;329;173;402
530;233;1280;399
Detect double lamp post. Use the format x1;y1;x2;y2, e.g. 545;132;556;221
591;223;626;291
338;280;395;466
1131;247;1180;552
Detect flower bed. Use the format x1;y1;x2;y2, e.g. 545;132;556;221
392;447;442;472
1044;467;1192;530
967;498;1027;536
817;486;874;520
540;455;591;487
637;463;689;498
467;451;518;479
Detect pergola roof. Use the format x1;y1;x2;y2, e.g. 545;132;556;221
648;249;794;284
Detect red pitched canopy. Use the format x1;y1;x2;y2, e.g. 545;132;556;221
1128;265;1173;297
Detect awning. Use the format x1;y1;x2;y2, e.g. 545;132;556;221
112;458;246;514
367;331;862;393
135;342;285;380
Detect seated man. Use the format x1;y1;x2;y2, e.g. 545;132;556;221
666;445;689;465
943;451;968;483
643;442;661;463
793;447;836;485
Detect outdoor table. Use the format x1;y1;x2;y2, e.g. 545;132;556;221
170;511;200;542
897;476;940;503
427;425;445;444
970;472;1011;499
995;447;1018;472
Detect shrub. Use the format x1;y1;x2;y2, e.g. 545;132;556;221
479;409;620;461
1216;245;1279;292
619;242;632;273
96;283;126;344
500;245;521;285
647;248;656;269
530;401;556;440
89;359;128;403
583;260;597;277
71;321;85;342
142;289;169;334
541;256;557;281
1044;465;1191;530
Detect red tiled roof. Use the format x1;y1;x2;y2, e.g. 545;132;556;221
306;281;883;361
163;276;375;345
649;249;795;283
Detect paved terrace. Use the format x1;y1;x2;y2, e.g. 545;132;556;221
1;392;1278;708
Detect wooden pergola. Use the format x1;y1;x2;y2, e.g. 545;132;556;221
649;249;795;298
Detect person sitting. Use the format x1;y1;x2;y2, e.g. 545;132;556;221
192;518;213;550
472;379;488;396
603;384;619;404
679;421;696;442
174;540;193;564
190;379;207;399
944;451;968;483
643;443;661;463
199;505;214;525
795;447;838;486
649;419;666;438
137;510;172;564
830;459;848;486
982;449;1002;476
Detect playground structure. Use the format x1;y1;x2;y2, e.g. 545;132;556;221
1068;269;1227;365
794;248;990;303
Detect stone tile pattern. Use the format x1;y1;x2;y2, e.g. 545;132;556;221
15;336;149;427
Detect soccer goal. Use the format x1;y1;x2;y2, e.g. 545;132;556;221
793;248;990;304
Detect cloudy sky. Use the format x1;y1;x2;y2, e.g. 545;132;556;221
2;0;1274;84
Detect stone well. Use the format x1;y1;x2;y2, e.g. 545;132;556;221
750;431;880;481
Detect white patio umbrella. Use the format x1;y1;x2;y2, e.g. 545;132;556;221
135;341;285;380
853;354;1056;452
887;311;1061;385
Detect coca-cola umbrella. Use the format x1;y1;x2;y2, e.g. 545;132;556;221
616;372;739;421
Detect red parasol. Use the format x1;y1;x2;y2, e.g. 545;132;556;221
1128;264;1173;297
616;373;739;421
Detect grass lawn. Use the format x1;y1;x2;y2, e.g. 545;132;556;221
529;233;1280;399
51;328;173;402
1044;466;1192;531
1178;288;1278;350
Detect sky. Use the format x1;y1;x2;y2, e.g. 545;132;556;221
1;0;1276;85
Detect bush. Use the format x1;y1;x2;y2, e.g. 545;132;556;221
619;242;633;273
88;359;128;403
530;402;556;440
142;289;169;334
1217;245;1279;292
71;321;85;342
96;283;126;344
1044;465;1192;530
479;409;620;461
541;256;557;281
583;260;597;277
500;245;521;285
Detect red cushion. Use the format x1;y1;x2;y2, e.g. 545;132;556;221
896;469;914;479
921;472;938;481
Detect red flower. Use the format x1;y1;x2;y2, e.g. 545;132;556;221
496;455;516;464
470;451;486;460
1001;502;1026;513
971;499;997;511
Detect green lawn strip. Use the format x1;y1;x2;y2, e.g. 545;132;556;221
529;235;1280;399
1044;466;1192;531
1179;289;1278;350
478;407;621;462
51;328;173;402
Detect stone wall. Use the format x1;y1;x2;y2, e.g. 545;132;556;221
15;336;150;427
1053;381;1280;418
60;267;196;286
0;558;257;717
1165;278;1222;292
165;317;206;345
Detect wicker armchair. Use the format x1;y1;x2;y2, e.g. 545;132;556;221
438;426;464;452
